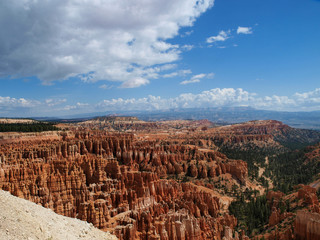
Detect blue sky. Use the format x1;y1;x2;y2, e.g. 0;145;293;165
0;0;320;117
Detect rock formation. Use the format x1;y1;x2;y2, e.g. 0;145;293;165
2;119;318;240
295;210;320;240
0;129;244;239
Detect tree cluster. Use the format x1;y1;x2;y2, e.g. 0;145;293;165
0;123;59;132
267;148;320;193
219;146;266;181
229;194;271;236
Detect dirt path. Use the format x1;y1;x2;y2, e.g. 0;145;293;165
310;179;320;190
0;190;117;240
255;156;273;192
258;167;264;178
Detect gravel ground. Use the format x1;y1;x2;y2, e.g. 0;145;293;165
0;190;117;240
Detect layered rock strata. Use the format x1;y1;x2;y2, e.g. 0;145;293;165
0;131;245;239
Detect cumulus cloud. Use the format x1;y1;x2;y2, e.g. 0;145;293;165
206;30;231;43
98;88;254;110
0;96;39;117
0;96;69;116
97;88;320;112
237;26;253;34
294;88;320;100
0;96;40;108
2;88;320;117
294;88;320;108
0;0;214;87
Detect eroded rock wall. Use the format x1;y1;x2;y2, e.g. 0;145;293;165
0;131;243;239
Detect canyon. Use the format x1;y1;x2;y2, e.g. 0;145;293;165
0;118;319;239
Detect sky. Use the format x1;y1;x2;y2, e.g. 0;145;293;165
0;0;320;117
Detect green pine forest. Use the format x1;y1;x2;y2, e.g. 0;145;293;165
223;142;320;236
0;122;59;132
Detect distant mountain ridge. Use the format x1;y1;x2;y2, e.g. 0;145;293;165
45;107;320;130
134;107;320;130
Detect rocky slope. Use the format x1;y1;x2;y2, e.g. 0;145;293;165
0;189;117;240
253;185;320;240
208;120;320;151
0;118;36;124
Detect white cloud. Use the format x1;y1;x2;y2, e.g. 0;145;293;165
180;79;200;85
0;96;40;116
99;84;113;90
163;72;179;78
163;69;192;78
237;26;253;34
180;72;214;84
158;64;178;71
294;88;320;105
97;88;320;112
181;44;194;51
206;30;231;43
76;102;89;107
98;88;254;110
0;96;40;108
0;0;215;87
0;95;89;117
192;73;207;79
45;98;67;107
294;88;320;100
206;27;253;46
3;88;320;117
254;95;296;109
64;102;90;111
181;30;194;37
120;78;150;88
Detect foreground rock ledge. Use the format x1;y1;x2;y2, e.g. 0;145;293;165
0;190;117;240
